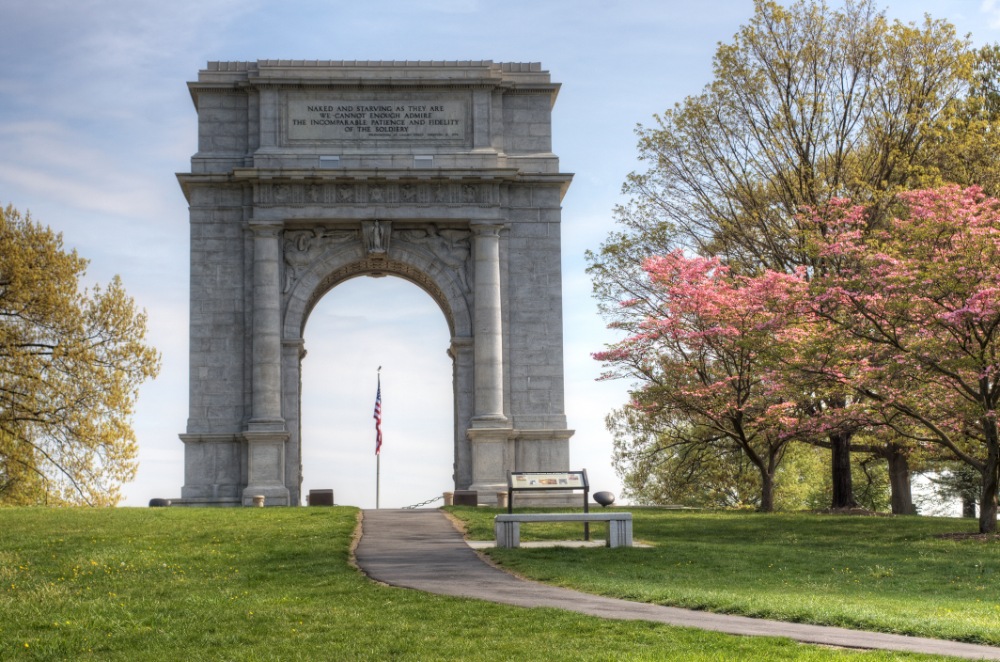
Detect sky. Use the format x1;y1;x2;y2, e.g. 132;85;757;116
1;0;997;509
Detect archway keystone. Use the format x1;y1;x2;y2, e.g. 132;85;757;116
176;60;574;506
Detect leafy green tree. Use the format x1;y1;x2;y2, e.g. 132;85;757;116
608;407;767;509
590;0;982;509
610;406;830;511
598;0;973;272
0;426;48;505
0;204;160;506
916;43;1000;197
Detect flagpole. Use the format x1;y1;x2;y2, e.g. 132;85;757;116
375;366;382;510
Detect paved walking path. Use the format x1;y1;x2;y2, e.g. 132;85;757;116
354;509;1000;660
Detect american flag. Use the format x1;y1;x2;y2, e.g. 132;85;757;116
373;374;382;456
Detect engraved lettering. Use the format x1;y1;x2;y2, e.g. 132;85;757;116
288;98;466;141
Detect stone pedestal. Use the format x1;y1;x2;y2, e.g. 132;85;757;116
468;427;511;504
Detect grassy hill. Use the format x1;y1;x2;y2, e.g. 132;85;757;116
452;507;1000;647
0;507;981;660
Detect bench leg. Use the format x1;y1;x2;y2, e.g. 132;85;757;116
495;520;520;548
607;519;633;548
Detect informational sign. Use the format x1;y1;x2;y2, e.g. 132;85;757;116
509;472;586;490
506;469;591;519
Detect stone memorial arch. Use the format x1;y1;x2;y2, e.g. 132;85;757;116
176;60;574;506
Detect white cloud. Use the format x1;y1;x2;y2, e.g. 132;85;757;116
984;0;1000;29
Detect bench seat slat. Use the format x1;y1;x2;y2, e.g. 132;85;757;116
493;512;633;548
495;513;630;523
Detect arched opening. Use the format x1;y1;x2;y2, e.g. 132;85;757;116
299;275;453;508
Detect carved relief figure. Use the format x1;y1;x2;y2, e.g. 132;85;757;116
283;227;357;292
432;184;447;203
274;184;291;203
362;220;391;257
400;183;417;203
306;184;321;203
462;183;478;203
337;184;355;203
397;225;471;292
369;184;385;203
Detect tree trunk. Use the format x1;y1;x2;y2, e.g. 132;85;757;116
759;469;775;513
979;445;999;534
830;432;857;509
886;444;916;515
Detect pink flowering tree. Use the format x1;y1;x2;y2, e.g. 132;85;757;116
594;252;805;512
806;186;1000;533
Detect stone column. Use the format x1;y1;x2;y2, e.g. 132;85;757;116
249;222;285;428
470;221;507;424
243;222;289;505
449;337;475;489
281;337;307;506
468;221;511;504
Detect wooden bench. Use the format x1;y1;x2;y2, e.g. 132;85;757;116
494;512;633;548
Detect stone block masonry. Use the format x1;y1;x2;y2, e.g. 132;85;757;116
175;61;575;506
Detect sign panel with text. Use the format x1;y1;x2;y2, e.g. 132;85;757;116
286;97;468;142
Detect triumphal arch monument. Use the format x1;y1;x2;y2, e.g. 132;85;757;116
176;60;574;506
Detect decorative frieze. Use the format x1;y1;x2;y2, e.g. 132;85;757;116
255;180;498;207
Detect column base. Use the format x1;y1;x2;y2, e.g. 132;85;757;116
468;427;512;504
247;418;287;434
243;429;289;506
242;485;291;507
468;482;509;506
470;414;509;428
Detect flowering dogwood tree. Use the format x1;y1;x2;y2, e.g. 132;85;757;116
806;186;1000;533
594;252;805;511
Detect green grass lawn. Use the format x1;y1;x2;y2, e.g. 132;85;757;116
448;507;1000;647
0;507;950;661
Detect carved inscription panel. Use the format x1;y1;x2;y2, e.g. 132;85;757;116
286;95;468;143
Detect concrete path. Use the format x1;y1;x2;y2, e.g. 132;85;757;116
354;509;1000;660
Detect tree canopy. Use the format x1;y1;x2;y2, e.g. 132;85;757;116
0;204;160;506
595;252;803;511
804;186;1000;533
592;0;980;280
596;185;1000;532
590;0;1000;521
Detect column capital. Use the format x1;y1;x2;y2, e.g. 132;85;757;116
283;337;307;360
469;220;506;235
248;221;284;237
